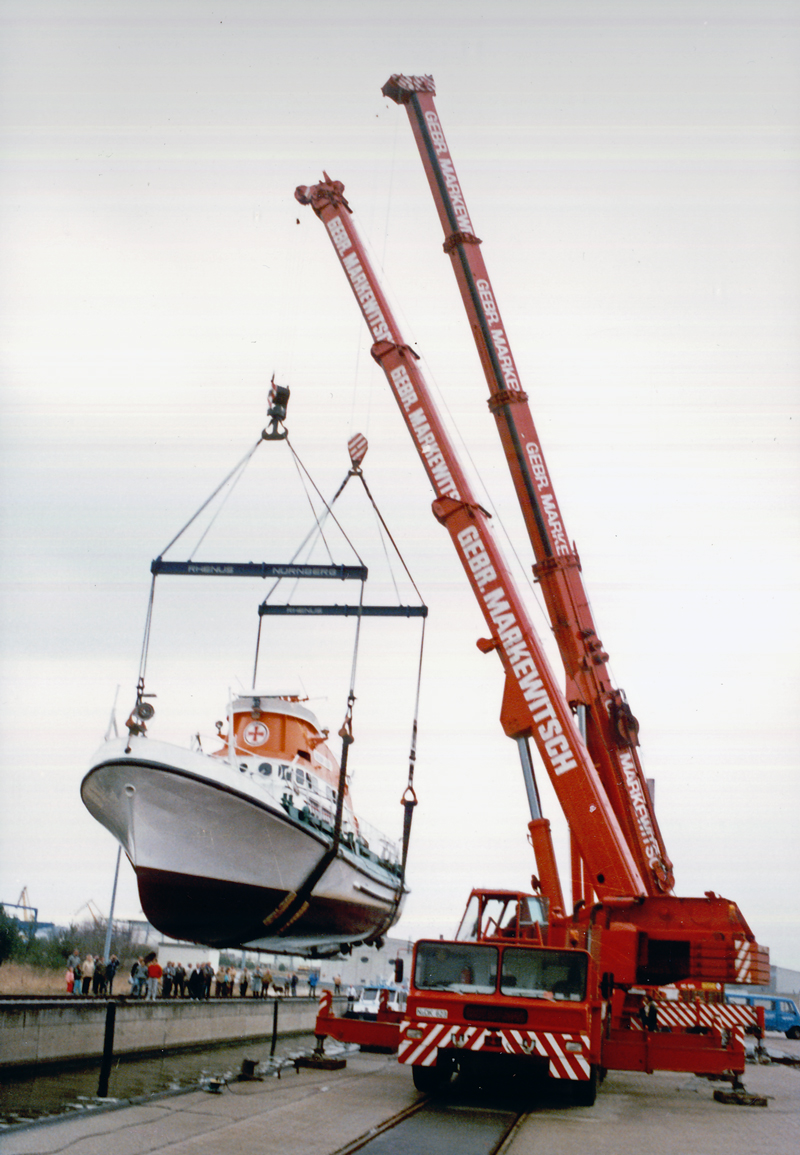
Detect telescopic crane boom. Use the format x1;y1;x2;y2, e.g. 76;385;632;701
295;175;646;908
381;74;673;899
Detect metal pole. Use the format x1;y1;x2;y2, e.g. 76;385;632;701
270;997;279;1057
516;737;542;820
97;1001;117;1097
103;845;122;963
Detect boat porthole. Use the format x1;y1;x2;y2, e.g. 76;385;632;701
258;762;272;776
238;762;248;773
124;785;135;797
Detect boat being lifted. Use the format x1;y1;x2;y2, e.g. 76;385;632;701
82;389;425;957
82;692;409;955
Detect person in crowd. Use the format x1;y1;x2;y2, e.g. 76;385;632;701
346;984;357;1009
239;968;249;997
106;955;120;995
65;964;74;994
161;961;175;999
308;971;318;997
187;964;203;1000
251;967;262;997
290;972;298;997
145;954;163;1000
130;957;146;998
214;966;226;998
81;955;95;995
92;957;107;996
262;969;272;998
173;962;186;998
333;974;342;995
66;942;81;988
202;962;214;1000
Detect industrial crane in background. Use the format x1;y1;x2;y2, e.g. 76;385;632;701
295;76;768;1101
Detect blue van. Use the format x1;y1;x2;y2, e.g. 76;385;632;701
726;994;800;1039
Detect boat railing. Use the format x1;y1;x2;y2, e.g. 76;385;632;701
278;792;402;877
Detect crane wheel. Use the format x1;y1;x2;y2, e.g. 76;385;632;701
572;1065;598;1107
412;1063;451;1094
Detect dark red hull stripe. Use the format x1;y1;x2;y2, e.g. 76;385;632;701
136;866;387;949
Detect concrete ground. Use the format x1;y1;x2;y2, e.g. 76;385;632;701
1;1039;798;1155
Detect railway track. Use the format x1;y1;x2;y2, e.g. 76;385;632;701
329;1097;526;1155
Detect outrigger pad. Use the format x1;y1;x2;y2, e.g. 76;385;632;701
713;1089;768;1107
295;1056;347;1071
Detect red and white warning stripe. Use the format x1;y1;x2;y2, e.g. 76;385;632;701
631;1001;756;1032
399;1021;591;1080
735;939;755;983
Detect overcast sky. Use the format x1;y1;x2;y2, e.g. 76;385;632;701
2;1;799;972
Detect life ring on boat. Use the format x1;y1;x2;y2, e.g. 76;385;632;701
242;720;269;747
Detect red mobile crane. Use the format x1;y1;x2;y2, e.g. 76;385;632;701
296;159;767;1098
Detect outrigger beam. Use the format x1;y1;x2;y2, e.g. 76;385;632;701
151;560;368;580
258;604;427;617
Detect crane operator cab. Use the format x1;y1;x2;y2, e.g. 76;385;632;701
456;890;548;943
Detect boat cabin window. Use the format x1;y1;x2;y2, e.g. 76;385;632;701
258;763;272;777
500;948;587;1001
414;942;498;995
295;768;306;786
326;786;337;803
278;764;292;781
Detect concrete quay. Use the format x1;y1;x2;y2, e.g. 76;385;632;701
0;997;320;1071
1;1040;798;1155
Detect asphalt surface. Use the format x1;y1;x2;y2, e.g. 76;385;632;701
1;1037;797;1155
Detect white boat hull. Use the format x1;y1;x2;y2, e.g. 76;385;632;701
81;737;406;955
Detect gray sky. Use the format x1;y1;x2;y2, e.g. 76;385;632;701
2;1;799;970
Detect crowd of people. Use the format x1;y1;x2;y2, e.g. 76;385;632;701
65;950;120;995
64;949;326;1001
